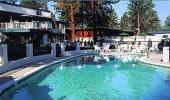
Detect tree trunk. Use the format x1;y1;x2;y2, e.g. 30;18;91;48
137;12;140;35
91;0;97;44
70;3;75;42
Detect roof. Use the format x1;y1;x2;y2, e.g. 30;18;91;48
0;2;51;19
66;27;135;36
55;20;67;24
0;1;50;12
147;30;170;35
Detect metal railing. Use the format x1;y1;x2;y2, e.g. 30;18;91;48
33;44;52;56
65;42;76;51
7;43;26;61
0;22;52;31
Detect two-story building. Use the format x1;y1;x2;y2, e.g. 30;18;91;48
0;1;66;61
0;1;66;46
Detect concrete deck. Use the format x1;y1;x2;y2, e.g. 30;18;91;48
140;53;170;68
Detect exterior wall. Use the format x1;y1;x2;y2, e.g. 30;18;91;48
0;42;88;74
0;54;55;74
154;33;170;38
113;36;162;42
0;43;56;74
0;3;51;18
113;35;162;49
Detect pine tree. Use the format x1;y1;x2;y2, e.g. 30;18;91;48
56;0;118;28
120;12;130;31
165;16;170;30
108;11;118;29
56;1;81;42
20;0;49;10
128;0;160;34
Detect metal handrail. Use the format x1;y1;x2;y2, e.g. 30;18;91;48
0;22;52;30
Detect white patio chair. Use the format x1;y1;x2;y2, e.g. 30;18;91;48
94;45;101;53
123;44;129;52
103;45;110;52
139;45;147;53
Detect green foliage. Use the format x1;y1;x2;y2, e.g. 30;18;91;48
107;9;118;28
120;12;130;31
56;0;119;29
131;37;136;45
20;0;50;10
165;16;170;30
4;0;18;4
128;0;160;33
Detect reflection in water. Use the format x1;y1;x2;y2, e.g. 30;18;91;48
76;58;80;65
114;64;119;68
59;64;64;70
78;65;81;69
92;55;140;65
93;55;112;63
162;69;170;86
103;56;110;62
2;55;170;100
97;65;101;69
94;56;100;62
132;64;136;67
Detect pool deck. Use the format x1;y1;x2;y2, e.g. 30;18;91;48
139;53;170;68
0;52;94;94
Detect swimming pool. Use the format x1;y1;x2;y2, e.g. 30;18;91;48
1;55;170;100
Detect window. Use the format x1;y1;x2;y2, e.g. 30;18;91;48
37;10;42;16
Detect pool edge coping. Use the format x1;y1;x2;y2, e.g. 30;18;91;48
139;56;170;68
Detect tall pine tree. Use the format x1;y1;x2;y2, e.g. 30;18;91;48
56;0;118;28
20;0;49;10
120;12;130;31
128;0;160;34
165;16;170;30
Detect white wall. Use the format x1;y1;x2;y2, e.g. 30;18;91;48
113;36;162;42
0;54;55;74
154;33;170;38
113;36;162;49
0;43;56;74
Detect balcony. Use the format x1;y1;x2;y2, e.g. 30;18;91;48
0;22;52;33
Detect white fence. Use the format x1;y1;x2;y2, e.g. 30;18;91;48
114;36;162;42
0;42;82;74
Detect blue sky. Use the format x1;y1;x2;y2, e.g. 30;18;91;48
48;0;170;25
112;0;170;25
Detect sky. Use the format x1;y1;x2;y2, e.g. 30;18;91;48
48;0;170;25
112;0;170;25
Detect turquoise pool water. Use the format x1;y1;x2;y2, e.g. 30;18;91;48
1;55;170;100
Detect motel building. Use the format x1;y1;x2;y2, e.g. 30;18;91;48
0;1;66;73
